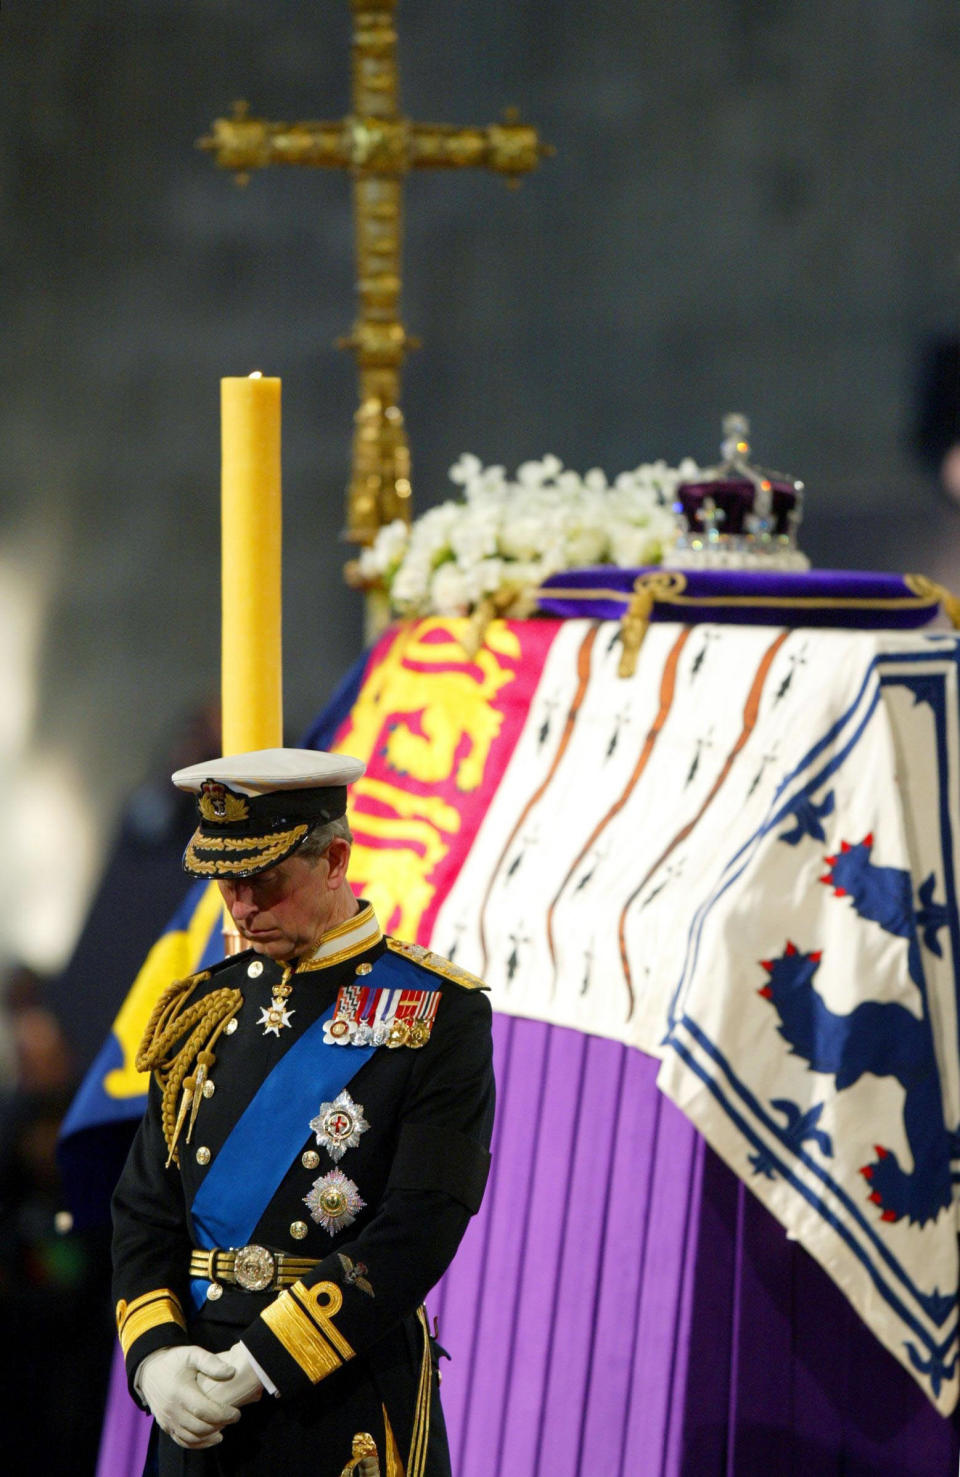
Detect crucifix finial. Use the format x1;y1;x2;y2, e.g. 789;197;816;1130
200;1;550;548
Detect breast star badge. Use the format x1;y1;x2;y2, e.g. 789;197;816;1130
309;1090;369;1163
303;1169;366;1235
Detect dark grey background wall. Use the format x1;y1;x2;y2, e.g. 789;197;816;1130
4;1;960;972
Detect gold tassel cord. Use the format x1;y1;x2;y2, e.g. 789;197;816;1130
186;1049;216;1144
166;1083;194;1170
136;972;210;1063
458;584;541;661
339;1433;382;1476
136;976;243;1166
618;572;688;677
905;574;960;629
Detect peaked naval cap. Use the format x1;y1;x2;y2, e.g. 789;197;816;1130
172;747;366;879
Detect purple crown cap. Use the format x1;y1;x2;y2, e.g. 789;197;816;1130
668;414;807;569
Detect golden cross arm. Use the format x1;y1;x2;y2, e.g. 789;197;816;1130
200;107;547;179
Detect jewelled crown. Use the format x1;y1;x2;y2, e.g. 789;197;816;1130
664;413;809;571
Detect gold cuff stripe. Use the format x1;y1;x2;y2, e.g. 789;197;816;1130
260;1280;355;1384
116;1290;186;1356
290;1283;355;1359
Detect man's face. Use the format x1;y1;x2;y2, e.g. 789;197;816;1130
216;845;349;961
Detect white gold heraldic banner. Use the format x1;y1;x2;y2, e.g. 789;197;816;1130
430;618;960;1412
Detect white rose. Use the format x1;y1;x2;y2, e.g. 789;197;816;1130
390;555;433;612
357;545;384;581
450;506;500;565
474;465;507;498
497;557;546;589
407;502;459;564
367;518;410;573
562;524;609;566
448;453;483;486
609;508;676;567
609;524;658;567
499;515;544;561
430;561;472;615
516;459;548;488
462;558;506;604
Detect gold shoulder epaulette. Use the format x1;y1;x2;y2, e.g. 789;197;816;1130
386;938;489;991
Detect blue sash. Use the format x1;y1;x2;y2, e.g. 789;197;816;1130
188;949;436;1305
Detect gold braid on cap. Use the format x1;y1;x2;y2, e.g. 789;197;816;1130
136;973;243;1166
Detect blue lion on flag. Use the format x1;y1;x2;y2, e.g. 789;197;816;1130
758;833;954;1228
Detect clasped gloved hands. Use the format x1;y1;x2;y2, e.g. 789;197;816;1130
197;1341;265;1410
138;1344;252;1449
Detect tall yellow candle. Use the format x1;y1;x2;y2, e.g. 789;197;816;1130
220;373;284;755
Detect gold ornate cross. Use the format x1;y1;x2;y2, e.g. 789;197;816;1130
201;0;549;546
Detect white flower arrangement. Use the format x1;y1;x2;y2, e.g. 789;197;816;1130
352;452;703;620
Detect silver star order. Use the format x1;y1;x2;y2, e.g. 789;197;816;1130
258;999;295;1037
309;1090;369;1162
304;1169;366;1235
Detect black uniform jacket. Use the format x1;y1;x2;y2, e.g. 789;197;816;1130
111;904;495;1477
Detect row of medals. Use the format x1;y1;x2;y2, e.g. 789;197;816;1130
260;961;433;1050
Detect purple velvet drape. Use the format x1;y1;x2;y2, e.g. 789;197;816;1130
98;1014;959;1475
536;565;944;628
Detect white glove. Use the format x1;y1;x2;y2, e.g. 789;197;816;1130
196;1341;264;1409
137;1345;240;1449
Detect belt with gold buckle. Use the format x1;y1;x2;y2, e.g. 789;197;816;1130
189;1244;319;1292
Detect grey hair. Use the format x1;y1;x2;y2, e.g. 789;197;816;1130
296;813;354;863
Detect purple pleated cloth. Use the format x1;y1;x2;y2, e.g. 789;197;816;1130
536;566;947;629
97;1337;152;1476
97;1016;959;1475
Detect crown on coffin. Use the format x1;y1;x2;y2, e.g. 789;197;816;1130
664;413;809;571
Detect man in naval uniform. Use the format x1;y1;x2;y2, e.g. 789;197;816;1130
111;749;495;1476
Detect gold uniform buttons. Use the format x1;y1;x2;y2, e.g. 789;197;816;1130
206;1283;223;1301
247;960;264;978
290;1220;309;1240
203;1080;216;1098
225;1018;239;1035
302;1150;320;1170
196;1147;212;1166
355;961;373;976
